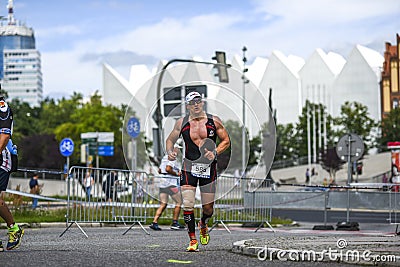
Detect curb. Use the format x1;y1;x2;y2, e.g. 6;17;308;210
16;222;104;228
232;239;400;265
232;240;265;257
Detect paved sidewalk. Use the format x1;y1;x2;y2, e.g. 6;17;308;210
231;222;400;265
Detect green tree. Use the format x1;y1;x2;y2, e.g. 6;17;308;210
219;120;264;172
378;107;400;151
294;100;335;160
248;134;262;168
220;120;242;171
38;93;83;134
53;92;127;168
334;101;377;152
11;93;85;170
275;123;296;161
319;147;345;180
19;134;64;169
9;99;41;145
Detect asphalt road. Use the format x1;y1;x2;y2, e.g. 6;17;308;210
0;225;358;267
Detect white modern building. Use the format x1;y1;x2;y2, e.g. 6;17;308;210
103;45;384;152
258;51;305;124
332;45;383;121
299;49;346;116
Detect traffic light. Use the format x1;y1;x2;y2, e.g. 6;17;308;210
163;86;181;101
163;86;182;117
212;51;229;83
162;85;208;117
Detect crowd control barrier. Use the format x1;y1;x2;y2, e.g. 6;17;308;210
253;182;400;233
211;175;274;233
386;185;400;233
60;166;151;237
59;167;400;237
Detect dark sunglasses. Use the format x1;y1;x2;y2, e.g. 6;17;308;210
187;99;202;105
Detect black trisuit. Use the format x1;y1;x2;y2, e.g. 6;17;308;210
180;113;218;193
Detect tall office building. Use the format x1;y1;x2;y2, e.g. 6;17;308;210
0;0;42;106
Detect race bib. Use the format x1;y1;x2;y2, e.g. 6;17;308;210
191;163;211;179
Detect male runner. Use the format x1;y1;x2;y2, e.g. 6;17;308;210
165;91;230;252
0;96;24;251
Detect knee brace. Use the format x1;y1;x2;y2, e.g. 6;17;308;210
182;190;195;211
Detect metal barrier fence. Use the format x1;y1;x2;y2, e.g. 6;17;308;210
60;168;275;236
143;173;181;225
249;183;400;230
148;174;274;233
58;166;400;236
387;186;400;227
60;166;151;237
212;175;274;233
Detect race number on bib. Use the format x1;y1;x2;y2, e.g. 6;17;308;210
191;163;211;179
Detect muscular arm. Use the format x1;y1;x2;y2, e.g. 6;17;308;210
165;118;183;160
213;115;230;155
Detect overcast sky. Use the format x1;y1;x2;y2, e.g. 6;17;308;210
6;0;400;99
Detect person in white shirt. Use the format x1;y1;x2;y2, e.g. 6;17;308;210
83;171;94;201
149;144;184;231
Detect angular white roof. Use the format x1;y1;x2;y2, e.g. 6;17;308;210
355;44;384;80
128;64;153;96
247;56;269;88
356;44;384;69
271;50;305;78
103;45;383;128
315;48;346;75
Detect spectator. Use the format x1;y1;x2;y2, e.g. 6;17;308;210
305;168;310;184
29;172;42;209
83;171;94;201
102;171;118;202
311;167;317;177
149;144;184;231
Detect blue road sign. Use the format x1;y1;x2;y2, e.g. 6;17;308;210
127;117;140;138
98;145;114;156
60;138;74;157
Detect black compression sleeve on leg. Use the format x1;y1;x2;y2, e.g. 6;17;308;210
184;211;196;233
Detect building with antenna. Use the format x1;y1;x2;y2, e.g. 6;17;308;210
0;0;42;106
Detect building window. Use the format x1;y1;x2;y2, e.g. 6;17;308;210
393;98;399;109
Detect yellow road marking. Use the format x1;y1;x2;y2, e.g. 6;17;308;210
147;244;161;248
167;259;193;264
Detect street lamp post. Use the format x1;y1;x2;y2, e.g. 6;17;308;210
241;46;249;176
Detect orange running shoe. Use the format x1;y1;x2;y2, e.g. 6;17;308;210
186;239;199;252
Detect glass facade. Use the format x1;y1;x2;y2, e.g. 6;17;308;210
0;34;35;78
2;49;42;106
0;23;42;106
